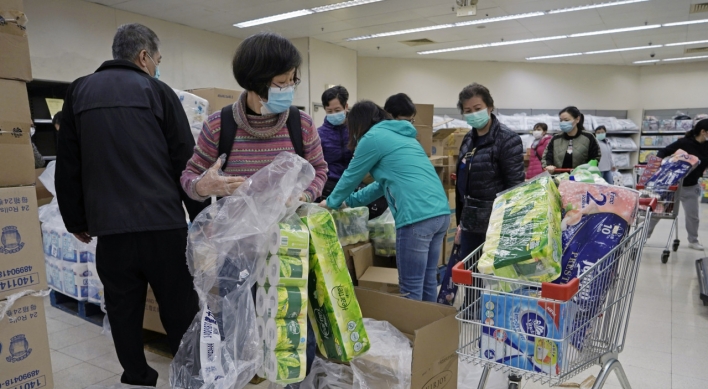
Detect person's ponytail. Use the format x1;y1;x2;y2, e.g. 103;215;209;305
577;113;585;132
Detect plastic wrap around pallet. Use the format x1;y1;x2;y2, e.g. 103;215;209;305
169;153;315;389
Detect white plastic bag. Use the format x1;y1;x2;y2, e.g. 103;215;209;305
300;358;355;389
170;152;315;389
350;319;412;389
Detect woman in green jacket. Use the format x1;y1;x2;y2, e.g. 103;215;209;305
322;101;450;302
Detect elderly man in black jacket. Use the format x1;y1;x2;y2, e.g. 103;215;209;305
56;23;201;387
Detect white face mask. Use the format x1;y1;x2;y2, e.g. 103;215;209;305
532;130;543;139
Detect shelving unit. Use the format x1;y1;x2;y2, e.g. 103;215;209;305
639;108;708;164
26;80;71;159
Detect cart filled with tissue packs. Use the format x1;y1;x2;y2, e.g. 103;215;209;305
452;199;656;389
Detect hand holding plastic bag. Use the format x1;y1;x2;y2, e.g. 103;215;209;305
195;154;246;198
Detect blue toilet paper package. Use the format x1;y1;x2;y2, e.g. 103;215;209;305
479;289;568;375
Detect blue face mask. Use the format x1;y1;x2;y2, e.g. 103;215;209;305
560;121;575;133
464;109;490;129
326;111;346;126
260;86;294;114
596;133;606;141
147;53;160;80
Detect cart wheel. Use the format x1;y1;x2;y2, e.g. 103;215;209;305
508;374;522;389
508;383;521;389
661;250;670;264
673;239;680;252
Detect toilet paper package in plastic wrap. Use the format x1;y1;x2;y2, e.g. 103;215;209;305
644;148;699;189
173;89;209;142
478;174;562;288
367;209;396;257
556;180;639;349
169;152;315;389
330;207;370;246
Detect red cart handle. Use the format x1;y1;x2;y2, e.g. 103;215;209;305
553;168;573;173
639;197;657;211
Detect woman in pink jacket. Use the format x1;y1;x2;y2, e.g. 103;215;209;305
526;123;552;179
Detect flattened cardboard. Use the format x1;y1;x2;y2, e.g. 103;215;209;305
0;295;54;389
34;168;52;206
143;286;166;334
0;186;46;299
186;87;243;115
0;0;32;81
355;288;458;389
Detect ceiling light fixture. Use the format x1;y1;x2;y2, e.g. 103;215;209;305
664;39;708;46
663;55;708;61
584;45;661;54
569;24;661;38
527;53;583;60
662;18;708;27
346;0;651;41
235;0;384;28
419;35;567;55
633;59;660;64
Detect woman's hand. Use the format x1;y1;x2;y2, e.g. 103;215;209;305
318;200;330;209
545;165;556;174
195;157;245;197
454;225;461;245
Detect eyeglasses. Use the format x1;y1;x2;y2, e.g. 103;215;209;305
271;78;301;91
401;117;415;124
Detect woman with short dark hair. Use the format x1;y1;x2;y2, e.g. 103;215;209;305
317;85;352;199
384;93;417;122
322;101;450;302
181;32;327;203
543;106;600;173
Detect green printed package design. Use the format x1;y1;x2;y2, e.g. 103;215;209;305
265;349;307;385
267;254;308;286
301;210;370;362
266;316;308;351
330;207;370;246
275;285;308;320
276;219;310;258
478;175;562;285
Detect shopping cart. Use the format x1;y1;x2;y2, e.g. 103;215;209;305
452;199;656;389
634;164;684;264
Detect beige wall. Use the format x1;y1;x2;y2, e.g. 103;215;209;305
639;62;708;110
25;0;242;91
308;38;358;127
290;38;310;112
357;57;642;112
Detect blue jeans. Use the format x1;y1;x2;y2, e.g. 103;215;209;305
396;214;450;301
602;171;614;184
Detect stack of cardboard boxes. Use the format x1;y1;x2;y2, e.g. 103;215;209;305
0;0;54;387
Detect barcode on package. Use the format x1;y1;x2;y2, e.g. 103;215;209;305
281;236;289;246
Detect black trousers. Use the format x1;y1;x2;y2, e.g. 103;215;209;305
96;228;199;386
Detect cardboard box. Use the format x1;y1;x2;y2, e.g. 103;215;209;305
0;186;46;299
352;243;400;294
415;124;432;156
341;241;370;286
355;288;458;389
0;294;54;389
186;87;243;115
34;168;52;206
414;104;434;128
431;128;456;157
445;130;467;153
0;0;32;81
143;286;166;334
0;79;33;187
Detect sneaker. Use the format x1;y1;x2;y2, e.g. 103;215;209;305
689;242;705;251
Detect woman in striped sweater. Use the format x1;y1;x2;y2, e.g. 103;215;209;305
180;32;327;202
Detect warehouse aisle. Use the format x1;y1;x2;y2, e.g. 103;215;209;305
44;207;708;389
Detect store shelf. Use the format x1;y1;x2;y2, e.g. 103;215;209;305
640;131;686;135
34;119;52;124
607;130;640;134
639;146;665;150
611;149;638;153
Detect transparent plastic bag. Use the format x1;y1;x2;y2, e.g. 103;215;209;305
300;357;355;389
366;209;396;257
330;207;369;246
170;153;315;389
173;89;210;143
350;319;412;389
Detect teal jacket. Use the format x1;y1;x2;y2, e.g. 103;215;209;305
326;120;449;228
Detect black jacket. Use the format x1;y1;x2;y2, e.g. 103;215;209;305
455;114;525;225
56;60;204;236
657;136;708;187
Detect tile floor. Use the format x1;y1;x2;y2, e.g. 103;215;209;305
45;207;708;389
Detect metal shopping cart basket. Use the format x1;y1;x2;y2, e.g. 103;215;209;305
634;164;686;263
452;199;656;389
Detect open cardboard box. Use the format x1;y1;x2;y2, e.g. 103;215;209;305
143;286;166;334
355;288;458;389
431;128;456;157
351;243;400;294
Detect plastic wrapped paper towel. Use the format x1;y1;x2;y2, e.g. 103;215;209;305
169;152;315;389
173;89;209;142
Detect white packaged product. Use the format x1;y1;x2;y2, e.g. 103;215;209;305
606;137;637;151
611;153;631;169
173;89;210;143
616;119;638;131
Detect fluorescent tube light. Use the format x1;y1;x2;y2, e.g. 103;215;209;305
235;9;313;28
663;55;708;61
585;45;661;54
570;24;660;37
418;43;491;55
346;0;652;41
418;35;567;55
664;39;708;47
312;0;384;13
549;0;649;14
634;59;660;63
662;18;708;27
527;53;583;60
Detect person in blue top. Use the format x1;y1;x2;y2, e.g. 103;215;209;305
317;85;352;200
321;101;450;302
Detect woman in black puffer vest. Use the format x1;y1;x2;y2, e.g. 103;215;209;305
454;83;525;258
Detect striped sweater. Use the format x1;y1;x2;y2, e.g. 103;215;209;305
180;91;328;202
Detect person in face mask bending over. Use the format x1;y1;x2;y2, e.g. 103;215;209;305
526;123;552;179
317;85;352;200
543;106;600;173
454;83;525;258
180;32;327;204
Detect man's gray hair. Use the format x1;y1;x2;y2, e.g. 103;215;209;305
112;23;160;61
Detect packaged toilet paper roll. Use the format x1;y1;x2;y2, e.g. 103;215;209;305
264;317;307;351
265;348;307;385
256;285;274;318
256;316;267;343
256;256;268;286
267;287;279;320
274;285;308;320
270;220;310;257
267;255;308;285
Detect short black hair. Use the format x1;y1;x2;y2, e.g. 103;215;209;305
595;125;607;133
232;32;302;99
347;100;392;150
52;111;63;127
458;83;494;113
383;93;416;119
322;85;349;108
112;23;160;61
534;123;548;132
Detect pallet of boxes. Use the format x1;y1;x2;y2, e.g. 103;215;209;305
0;0;54;387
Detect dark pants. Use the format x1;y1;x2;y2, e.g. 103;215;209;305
96;228;199;386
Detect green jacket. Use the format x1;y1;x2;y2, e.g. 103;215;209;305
542;130;601;169
326;120;449;228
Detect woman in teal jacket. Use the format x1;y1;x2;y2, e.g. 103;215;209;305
322;101;450;301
